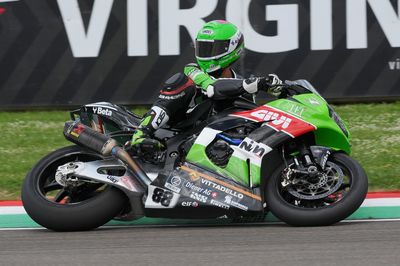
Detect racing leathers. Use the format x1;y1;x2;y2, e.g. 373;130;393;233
129;63;282;155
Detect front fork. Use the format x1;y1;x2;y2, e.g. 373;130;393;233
283;144;333;179
298;143;314;167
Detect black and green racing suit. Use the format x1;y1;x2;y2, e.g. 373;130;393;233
130;63;281;152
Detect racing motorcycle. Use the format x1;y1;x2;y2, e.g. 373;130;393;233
21;80;368;231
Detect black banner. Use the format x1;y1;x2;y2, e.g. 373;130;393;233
0;0;399;108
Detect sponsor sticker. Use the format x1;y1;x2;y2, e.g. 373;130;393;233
189;191;207;203
189;172;200;181
201;29;213;35
70;123;85;138
207;64;220;72
201;179;244;199
92;107;112;116
203;189;212;196
224;195;248;211
231;106;316;138
210;199;230;209
171;176;182;186
181;201;199;207
180;165;262;201
165;175;183;193
252;110;292;128
309;98;320;106
106;175;118;184
288;104;305;116
185;181;203;193
321;150;331;169
159;92;185;100
238;138;272;158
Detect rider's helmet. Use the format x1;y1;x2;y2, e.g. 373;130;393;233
195;20;244;73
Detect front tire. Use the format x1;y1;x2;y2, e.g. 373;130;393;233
21;145;127;231
265;153;368;226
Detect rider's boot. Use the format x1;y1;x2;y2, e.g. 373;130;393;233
129;106;169;155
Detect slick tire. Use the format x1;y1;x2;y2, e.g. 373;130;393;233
265;153;368;226
21;145;127;231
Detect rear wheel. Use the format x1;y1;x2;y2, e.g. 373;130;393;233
265;153;368;226
21;145;127;231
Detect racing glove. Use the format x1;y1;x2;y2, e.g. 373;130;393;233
265;74;283;96
242;74;282;96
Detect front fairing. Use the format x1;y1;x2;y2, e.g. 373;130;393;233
266;80;351;154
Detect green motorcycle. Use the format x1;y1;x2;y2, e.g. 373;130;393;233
22;80;368;231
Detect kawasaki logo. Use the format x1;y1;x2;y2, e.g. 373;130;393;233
92;107;112;116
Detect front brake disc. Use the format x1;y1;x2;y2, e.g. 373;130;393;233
287;162;344;200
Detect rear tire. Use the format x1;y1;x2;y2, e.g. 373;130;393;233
265;153;368;226
21;145;127;231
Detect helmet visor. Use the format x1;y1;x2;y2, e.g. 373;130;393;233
195;39;230;59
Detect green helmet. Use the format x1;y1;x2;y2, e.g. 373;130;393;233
195;20;244;73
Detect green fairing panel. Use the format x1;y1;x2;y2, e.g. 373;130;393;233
250;163;261;186
266;94;351;154
186;143;251;186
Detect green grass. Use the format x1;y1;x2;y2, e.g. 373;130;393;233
335;102;400;191
0;103;399;199
0;111;69;199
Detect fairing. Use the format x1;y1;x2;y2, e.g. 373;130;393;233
186;80;351;187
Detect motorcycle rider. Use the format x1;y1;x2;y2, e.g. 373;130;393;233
129;20;283;156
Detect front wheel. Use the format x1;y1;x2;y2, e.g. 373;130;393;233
21;145;127;231
265;153;368;226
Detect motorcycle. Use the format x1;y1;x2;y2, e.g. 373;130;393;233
21;80;368;231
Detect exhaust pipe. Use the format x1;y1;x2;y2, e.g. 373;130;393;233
64;121;151;186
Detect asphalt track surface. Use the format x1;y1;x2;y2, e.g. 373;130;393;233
1;221;400;266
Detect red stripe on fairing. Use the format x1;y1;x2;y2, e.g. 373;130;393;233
160;79;194;95
0;201;22;206
366;192;400;199
0;8;5;15
231;105;316;138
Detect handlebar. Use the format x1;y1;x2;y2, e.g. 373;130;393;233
264;81;311;98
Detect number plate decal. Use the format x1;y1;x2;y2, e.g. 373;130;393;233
145;185;180;208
